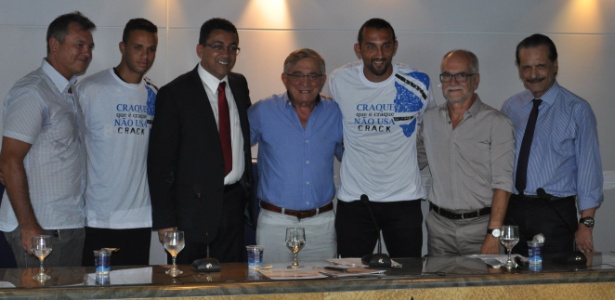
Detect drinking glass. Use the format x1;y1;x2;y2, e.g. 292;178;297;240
499;225;520;269
163;230;185;277
31;235;52;282
285;227;306;269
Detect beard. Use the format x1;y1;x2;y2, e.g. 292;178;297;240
365;59;391;77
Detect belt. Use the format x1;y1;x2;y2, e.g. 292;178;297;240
260;201;334;220
510;194;575;202
429;202;491;220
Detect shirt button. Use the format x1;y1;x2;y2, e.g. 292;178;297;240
306;160;310;164
305;140;309;143
306;181;310;185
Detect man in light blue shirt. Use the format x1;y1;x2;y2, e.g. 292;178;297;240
249;48;343;264
502;34;603;256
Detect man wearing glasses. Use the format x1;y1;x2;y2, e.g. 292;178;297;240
328;18;435;259
249;48;343;263
148;18;252;263
418;50;514;256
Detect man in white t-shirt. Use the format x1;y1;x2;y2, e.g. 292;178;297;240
76;18;158;266
328;18;435;258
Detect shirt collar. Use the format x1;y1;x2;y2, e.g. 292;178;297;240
522;81;560;106
41;59;77;93
537;81;560;106
466;94;482;117
197;63;228;93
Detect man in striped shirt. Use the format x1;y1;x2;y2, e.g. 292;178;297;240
502;33;603;256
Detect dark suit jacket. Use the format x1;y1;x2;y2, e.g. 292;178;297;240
148;65;252;244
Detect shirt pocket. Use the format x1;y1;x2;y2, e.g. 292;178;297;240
48;108;78;155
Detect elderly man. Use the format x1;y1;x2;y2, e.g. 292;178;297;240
502;34;603;256
0;12;95;267
419;50;514;256
249;48;343;264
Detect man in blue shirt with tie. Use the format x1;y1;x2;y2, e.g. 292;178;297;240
249;48;343;264
501;34;603;256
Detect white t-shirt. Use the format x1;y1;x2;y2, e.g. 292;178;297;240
328;61;435;202
76;69;156;229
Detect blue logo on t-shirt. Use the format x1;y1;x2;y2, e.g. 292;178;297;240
146;85;156;120
394;72;427;137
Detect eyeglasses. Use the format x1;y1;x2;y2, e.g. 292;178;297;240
439;72;475;83
285;73;323;82
203;43;240;54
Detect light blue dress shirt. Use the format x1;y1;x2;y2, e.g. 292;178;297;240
249;93;343;210
501;82;603;210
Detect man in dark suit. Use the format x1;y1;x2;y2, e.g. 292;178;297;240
148;18;252;263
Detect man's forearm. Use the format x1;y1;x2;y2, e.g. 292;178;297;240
3;162;40;231
488;189;510;229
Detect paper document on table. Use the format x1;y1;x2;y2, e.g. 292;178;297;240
259;269;327;280
85;267;153;285
326;258;367;267
326;257;402;268
0;281;15;288
315;266;386;278
467;254;525;268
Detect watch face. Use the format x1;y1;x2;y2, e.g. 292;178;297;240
582;218;595;227
491;228;501;237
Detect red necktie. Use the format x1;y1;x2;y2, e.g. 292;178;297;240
217;82;232;175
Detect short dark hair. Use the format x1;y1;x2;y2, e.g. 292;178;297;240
122;18;157;43
284;48;326;74
198;18;238;45
46;11;96;54
357;18;396;44
515;33;558;66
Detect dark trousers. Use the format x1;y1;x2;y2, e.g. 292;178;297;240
173;184;246;264
505;195;577;255
82;227;151;266
336;199;423;258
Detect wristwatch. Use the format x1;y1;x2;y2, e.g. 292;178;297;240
579;217;595;228
487;228;501;238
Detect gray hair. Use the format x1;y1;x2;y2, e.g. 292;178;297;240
283;48;326;74
442;49;479;73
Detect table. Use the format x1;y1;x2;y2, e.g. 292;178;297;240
1;253;615;299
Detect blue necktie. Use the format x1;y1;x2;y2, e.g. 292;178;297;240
515;99;542;195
